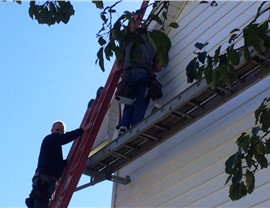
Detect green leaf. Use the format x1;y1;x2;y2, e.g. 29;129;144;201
186;58;199;83
229;34;238;44
265;139;270;154
230;28;240;34
252;37;266;54
100;14;107;23
236;132;247;144
114;46;124;60
214;45;221;64
210;67;221;89
260;110;270;132
197;52;207;64
152;15;163;25
219;64;231;86
104;43;113;61
245;23;259;35
246;154;255;168
252;126;260;136
194;42;208;50
148;30;171;67
204;65;213;84
255;142;265;155
96;47;105;72
225;153;237;174
112;22;122;40
227;47;240;65
245;170;255;194
151;30;171;51
255;101;267;124
210;1;218;7
250;135;260;146
244;46;251;63
169;22;179;29
262;34;270;48
227;64;237;83
237;134;250;153
254;153;268;169
92;0;104;9
199;1;209;4
28;4;35;19
258;21;269;35
98;37;107;46
162;11;167;19
225;174;232;185
229;182;247;201
232;169;243;184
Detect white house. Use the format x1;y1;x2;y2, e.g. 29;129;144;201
85;1;270;207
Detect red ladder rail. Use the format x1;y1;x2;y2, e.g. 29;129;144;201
49;65;121;208
49;1;149;207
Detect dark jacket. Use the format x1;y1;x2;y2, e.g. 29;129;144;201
36;128;84;180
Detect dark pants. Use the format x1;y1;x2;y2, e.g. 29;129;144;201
25;173;57;208
119;68;150;128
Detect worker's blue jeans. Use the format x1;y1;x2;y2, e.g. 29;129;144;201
119;68;150;128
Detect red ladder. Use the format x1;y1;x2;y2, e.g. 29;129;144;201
49;1;149;207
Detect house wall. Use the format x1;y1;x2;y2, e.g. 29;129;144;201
148;1;269;111
111;1;270;207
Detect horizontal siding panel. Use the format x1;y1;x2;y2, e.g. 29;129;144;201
158;2;260;105
114;77;270;207
113;2;270;207
147;2;270;114
118;75;270;182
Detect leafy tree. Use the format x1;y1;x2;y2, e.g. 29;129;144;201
92;0;178;71
28;1;75;25
185;1;270;201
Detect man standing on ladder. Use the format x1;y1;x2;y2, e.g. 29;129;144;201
25;120;92;208
115;27;163;136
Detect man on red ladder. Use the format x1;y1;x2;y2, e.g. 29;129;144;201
25;120;92;208
115;27;163;136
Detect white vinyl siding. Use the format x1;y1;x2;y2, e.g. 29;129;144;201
148;1;269;111
113;76;270;208
112;1;270;208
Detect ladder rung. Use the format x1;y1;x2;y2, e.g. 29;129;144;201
216;86;232;94
98;161;108;167
170;113;184;120
173;110;193;119
140;133;159;141
111;152;130;159
153;124;167;131
186;101;202;109
124;144;137;150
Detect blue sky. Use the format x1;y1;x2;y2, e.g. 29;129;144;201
0;1;141;207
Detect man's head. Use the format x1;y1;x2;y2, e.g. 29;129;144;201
51;121;66;134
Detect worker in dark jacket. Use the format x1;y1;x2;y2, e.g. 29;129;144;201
116;28;162;136
25;120;92;208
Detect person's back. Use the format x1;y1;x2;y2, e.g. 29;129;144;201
123;30;157;70
116;28;162;136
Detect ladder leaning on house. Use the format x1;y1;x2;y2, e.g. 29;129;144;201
48;1;149;207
